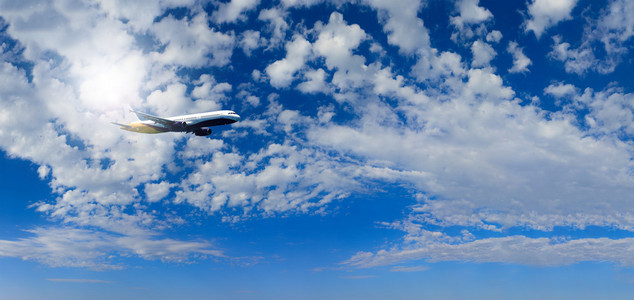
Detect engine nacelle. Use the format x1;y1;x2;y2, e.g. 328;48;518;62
194;128;212;136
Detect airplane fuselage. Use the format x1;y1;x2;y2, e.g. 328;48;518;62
115;110;240;135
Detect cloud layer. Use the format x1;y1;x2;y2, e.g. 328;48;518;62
0;0;633;271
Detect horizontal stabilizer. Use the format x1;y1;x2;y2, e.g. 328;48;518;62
111;122;132;129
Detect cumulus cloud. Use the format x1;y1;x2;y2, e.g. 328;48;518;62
576;88;634;137
297;68;329;94
365;0;429;55
470;40;496;67
412;50;466;86
507;41;531;73
313;12;368;90
313;12;367;70
212;0;260;24
239;30;265;56
486;30;502;43
524;0;578;38
150;13;235;67
265;34;312;88
258;8;289;48
451;0;493;26
465;68;514;99
449;0;492;42
544;82;577;99
144;181;174;203
549;35;596;74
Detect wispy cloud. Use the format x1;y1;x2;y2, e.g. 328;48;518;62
0;227;224;270
390;266;429;272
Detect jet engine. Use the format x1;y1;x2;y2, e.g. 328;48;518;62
194;128;212;136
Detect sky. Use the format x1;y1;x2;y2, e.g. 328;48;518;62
1;0;634;298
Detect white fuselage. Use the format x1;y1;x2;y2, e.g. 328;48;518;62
164;110;241;127
116;110;240;134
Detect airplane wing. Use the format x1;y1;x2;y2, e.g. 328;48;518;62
130;110;176;127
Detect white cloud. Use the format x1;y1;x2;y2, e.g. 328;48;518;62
465;68;514;99
549;0;634;74
486;30;502;43
150;13;235;67
576;88;634;137
307;54;634;236
237;89;261;107
144;181;174;203
524;0;578;38
180;136;225;159
365;0;430;55
146;83;190;115
390;265;428;272
311;12;369;91
0;227;222;270
239;30;265;56
598;0;634;51
257;8;289;48
313;12;367;71
297;68;329;94
411;50;466;85
265;34;312;88
372;67;428;106
549;35;596;75
191;74;232;109
171;100;381;216
37;165;51;179
212;0;260;24
280;0;323;7
365;0;469;91
470;40;496;67
507;41;531;73
95;0;198;32
344;230;634;268
451;0;493;26
450;0;492;42
544;82;577;99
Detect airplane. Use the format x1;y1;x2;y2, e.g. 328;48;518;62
112;109;240;136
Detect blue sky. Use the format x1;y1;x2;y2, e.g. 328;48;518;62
1;0;634;298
